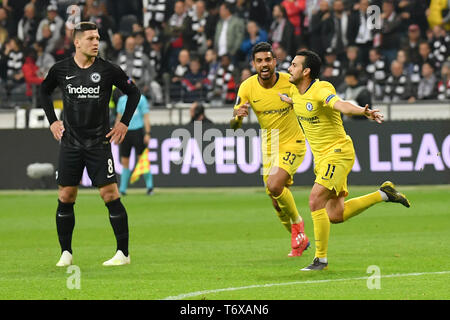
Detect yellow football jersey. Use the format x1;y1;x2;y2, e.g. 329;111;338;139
290;80;352;158
235;72;305;154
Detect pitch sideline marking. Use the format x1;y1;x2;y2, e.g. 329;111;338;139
162;270;450;300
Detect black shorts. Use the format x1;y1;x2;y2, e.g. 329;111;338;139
57;144;117;187
119;128;146;158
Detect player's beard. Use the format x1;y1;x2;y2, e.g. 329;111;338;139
289;73;300;85
258;67;274;81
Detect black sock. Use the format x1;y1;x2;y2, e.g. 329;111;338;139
56;200;75;254
105;198;129;256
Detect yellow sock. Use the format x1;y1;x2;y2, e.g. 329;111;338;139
273;187;302;225
343;191;383;221
275;209;292;232
311;208;330;259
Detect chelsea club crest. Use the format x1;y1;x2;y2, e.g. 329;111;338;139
306;102;313;111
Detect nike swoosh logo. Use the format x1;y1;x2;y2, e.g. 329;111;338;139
107;174;115;178
253;99;261;103
66;75;76;80
57;213;72;218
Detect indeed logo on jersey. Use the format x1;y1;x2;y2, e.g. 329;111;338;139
66;84;100;98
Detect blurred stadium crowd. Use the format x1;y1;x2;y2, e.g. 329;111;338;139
0;0;449;110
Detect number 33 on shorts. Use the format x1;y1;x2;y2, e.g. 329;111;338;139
282;151;297;165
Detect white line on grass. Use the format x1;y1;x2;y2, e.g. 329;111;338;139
162;270;450;300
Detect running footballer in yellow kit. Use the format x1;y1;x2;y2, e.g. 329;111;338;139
231;42;310;257
281;50;411;270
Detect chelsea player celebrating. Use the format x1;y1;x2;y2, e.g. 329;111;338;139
281;50;410;271
232;42;310;257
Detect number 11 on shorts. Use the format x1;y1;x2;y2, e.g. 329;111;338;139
323;164;336;179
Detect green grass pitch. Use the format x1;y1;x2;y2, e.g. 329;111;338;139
0;185;449;300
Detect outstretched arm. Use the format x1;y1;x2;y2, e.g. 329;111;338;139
333;100;384;123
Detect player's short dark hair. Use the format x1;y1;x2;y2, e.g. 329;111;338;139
295;50;322;79
72;22;98;40
251;42;274;61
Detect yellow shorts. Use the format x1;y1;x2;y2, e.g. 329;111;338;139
314;138;355;197
262;141;306;195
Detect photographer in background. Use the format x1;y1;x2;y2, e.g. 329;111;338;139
190;101;212;123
